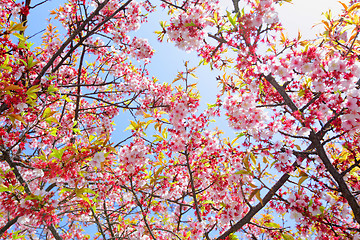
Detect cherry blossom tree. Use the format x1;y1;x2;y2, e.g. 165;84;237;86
1;0;360;239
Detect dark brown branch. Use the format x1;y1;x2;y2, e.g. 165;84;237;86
103;201;116;239
216;74;331;239
262;74;298;112
216;162;297;240
299;92;321;112
3;150;31;195
160;0;186;11
90;207;108;240
129;177;156;240
48;225;63;240
184;151;202;222
0;216;20;236
2;151;63;240
30;0;48;9
71;45;86;143
36;0;132;81
309;132;360;224
263;74;360;225
208;34;229;45
20;0;31;35
346;30;359;56
231;0;239;13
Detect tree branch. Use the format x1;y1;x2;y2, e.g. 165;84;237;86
0;216;19;236
184;151;203;223
309;132;360;224
262;74;298;112
35;0;132;81
215;162;297;240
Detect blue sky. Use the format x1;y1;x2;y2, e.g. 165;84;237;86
21;0;350;238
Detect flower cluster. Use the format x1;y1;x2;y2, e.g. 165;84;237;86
223;92;269;137
166;4;217;51
118;139;149;174
130;37;154;60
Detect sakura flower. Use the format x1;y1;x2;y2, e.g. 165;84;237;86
301;63;314;73
14;66;25;79
339;31;348;41
290;210;302;222
341;204;350;219
16;102;27;112
309;204;322;216
344;95;358;111
18;215;31;225
89;152;106;168
264;9;278;25
11;5;21;18
32;169;44;178
339;77;357;90
328;58;346;72
312;79;326;92
341;114;358;131
259;0;273;8
298;127;310;137
354;233;360;240
140;236;151;240
34;189;46;197
278;153;288;163
166;5;212;51
291;57;303;69
249;15;263;27
131;37;154;60
275;65;289;78
352;62;360;78
118;139;149;174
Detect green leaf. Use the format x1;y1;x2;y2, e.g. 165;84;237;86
27;85;40;94
184;21;197;27
229;233;239;240
282;233;294;240
13;32;26;41
298;176;308;188
89;135;95;142
47;85;59;94
152;134;164;143
250;152;256;165
248;188;260;202
202;200;215;205
8;114;25;124
50;148;65;160
237;132;245;137
159;20;167;28
264;222;281;228
227;11;238;27
235;170;250;175
60;187;73;193
50;127;58;136
243;154;250;170
255;189;262;205
45;117;59;124
1;55;10;69
124;120;137;131
0;186;9;192
207;103;217;109
27;56;38;69
18;41;27;49
42;107;54;118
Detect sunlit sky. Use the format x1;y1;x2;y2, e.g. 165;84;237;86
276;0;348;38
220;0;348;38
